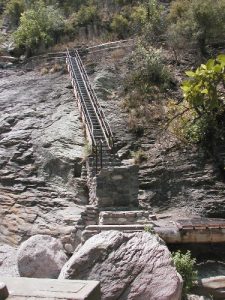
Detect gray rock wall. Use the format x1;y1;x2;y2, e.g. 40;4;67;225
138;138;225;217
0;67;87;247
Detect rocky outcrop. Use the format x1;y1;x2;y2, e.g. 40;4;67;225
138;137;225;217
0;67;87;248
59;231;182;300
87;49;225;218
17;235;68;278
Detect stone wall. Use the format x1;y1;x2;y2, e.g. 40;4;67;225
88;164;139;208
99;210;153;225
78;205;99;227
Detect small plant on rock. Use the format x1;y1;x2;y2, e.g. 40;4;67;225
144;224;155;234
131;149;147;164
172;250;198;298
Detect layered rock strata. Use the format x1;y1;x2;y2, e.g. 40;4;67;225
0;68;87;248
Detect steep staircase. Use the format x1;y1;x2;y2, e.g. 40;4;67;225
66;49;140;244
66;49;120;175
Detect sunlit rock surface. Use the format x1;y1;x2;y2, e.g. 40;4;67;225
0;68;86;247
59;231;182;300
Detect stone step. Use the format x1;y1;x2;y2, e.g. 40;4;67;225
0;277;100;300
99;210;155;225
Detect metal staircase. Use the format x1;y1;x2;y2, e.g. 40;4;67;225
66;49;121;175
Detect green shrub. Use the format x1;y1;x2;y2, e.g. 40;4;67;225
129;44;172;92
167;99;209;143
57;0;85;16
130;4;148;34
110;13;129;38
168;54;225;144
142;0;165;42
144;224;155;233
168;0;225;54
5;0;25;27
75;4;99;26
65;4;99;37
172;250;198;298
13;3;64;54
110;0;164;39
115;0;136;5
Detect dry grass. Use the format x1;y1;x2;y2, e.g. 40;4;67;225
127;112;144;136
131;149;148;164
111;48;126;61
49;63;62;73
40;63;65;75
40;67;49;75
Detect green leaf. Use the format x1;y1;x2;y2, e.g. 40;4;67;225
181;85;190;92
217;54;225;64
206;59;215;69
185;71;196;77
200;64;207;70
213;64;222;73
201;88;208;94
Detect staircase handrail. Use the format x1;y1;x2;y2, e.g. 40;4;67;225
74;50;114;149
66;49;97;148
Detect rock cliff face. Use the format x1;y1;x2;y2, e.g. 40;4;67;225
138;137;225;217
0;67;87;247
87;49;225;218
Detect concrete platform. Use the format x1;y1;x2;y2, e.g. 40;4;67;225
0;277;101;300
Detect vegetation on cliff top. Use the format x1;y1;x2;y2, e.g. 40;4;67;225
0;0;163;54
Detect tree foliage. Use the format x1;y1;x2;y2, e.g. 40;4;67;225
72;4;99;27
111;13;129;38
5;0;25;26
182;55;225;115
168;54;225;143
168;0;225;54
13;2;64;54
143;0;165;41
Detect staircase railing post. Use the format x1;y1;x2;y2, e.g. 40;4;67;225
100;140;103;169
95;145;98;175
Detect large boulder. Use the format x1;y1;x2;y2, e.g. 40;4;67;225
17;235;68;278
59;231;182;300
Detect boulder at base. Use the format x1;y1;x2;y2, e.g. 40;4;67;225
17;235;68;278
59;231;182;300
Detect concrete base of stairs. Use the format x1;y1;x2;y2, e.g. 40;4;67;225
0;277;101;300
